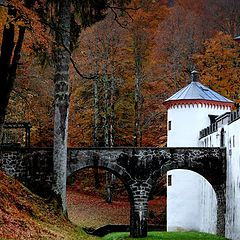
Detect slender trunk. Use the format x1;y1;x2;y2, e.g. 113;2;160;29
52;0;71;215
134;53;142;147
103;73;109;147
93;68;100;189
109;74;115;147
93;78;99;147
139;94;143;147
102;46;109;147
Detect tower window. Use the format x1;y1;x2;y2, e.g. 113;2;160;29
168;175;172;186
168;121;172;131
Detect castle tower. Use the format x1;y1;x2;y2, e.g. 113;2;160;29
164;70;233;147
164;71;234;234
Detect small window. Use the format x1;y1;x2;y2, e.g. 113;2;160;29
168;175;172;186
168;121;172;131
233;135;235;148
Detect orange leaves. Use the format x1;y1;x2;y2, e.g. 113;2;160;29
194;32;240;103
0;171;85;239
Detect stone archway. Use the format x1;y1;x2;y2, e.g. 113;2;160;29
66;166;131;229
66;152;140;237
150;148;226;236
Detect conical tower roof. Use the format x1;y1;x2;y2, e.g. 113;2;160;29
164;71;234;109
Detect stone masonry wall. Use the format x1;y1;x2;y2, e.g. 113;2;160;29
0;148;53;198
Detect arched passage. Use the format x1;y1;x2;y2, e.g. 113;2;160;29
166;169;217;233
66;166;132;229
150;150;226;237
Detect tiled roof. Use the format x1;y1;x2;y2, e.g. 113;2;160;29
165;79;233;103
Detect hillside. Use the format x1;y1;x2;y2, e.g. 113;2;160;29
0;170;97;240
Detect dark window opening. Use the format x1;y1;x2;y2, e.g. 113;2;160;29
220;128;225;147
168;175;172;186
208;115;218;125
168;121;172;131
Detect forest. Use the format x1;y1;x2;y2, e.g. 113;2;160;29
1;0;240;148
0;0;240;234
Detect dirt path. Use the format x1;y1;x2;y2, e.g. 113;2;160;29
67;190;166;228
67;190;130;228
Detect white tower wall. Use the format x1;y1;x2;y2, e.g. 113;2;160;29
167;104;230;147
166;103;230;235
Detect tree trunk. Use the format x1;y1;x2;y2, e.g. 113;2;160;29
93;62;100;189
0;6;25;140
134;52;143;147
52;0;71;216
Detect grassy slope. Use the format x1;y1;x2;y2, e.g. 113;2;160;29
0;171;98;240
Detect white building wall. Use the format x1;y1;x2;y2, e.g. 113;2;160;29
199;117;240;240
225;120;240;240
167;170;217;233
167;104;230;147
166;104;229;236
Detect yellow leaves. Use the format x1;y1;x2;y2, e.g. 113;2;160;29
0;6;8;25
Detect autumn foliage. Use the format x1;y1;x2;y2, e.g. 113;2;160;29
1;0;240;147
0;170;95;240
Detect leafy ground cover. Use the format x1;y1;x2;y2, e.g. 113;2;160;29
102;232;228;240
66;169;166;228
0;170;97;240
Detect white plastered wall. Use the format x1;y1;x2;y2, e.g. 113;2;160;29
167;169;217;233
224;120;240;240
167;104;230;147
166;103;229;235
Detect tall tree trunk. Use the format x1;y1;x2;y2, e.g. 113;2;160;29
93;77;99;147
93;61;100;189
103;73;109;147
52;0;71;216
0;6;25;141
134;53;143;147
105;73;117;203
109;74;115;147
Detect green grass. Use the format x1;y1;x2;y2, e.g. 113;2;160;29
102;231;228;240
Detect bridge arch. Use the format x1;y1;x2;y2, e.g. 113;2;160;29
166;169;217;234
67;159;132;185
149;148;226;237
66;165;133;230
67;164;134;202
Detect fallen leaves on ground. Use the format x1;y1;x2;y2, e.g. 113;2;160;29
0;171;96;240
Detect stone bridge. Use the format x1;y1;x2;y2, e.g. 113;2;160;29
0;147;226;237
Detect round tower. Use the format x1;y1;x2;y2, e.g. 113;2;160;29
164;70;234;147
